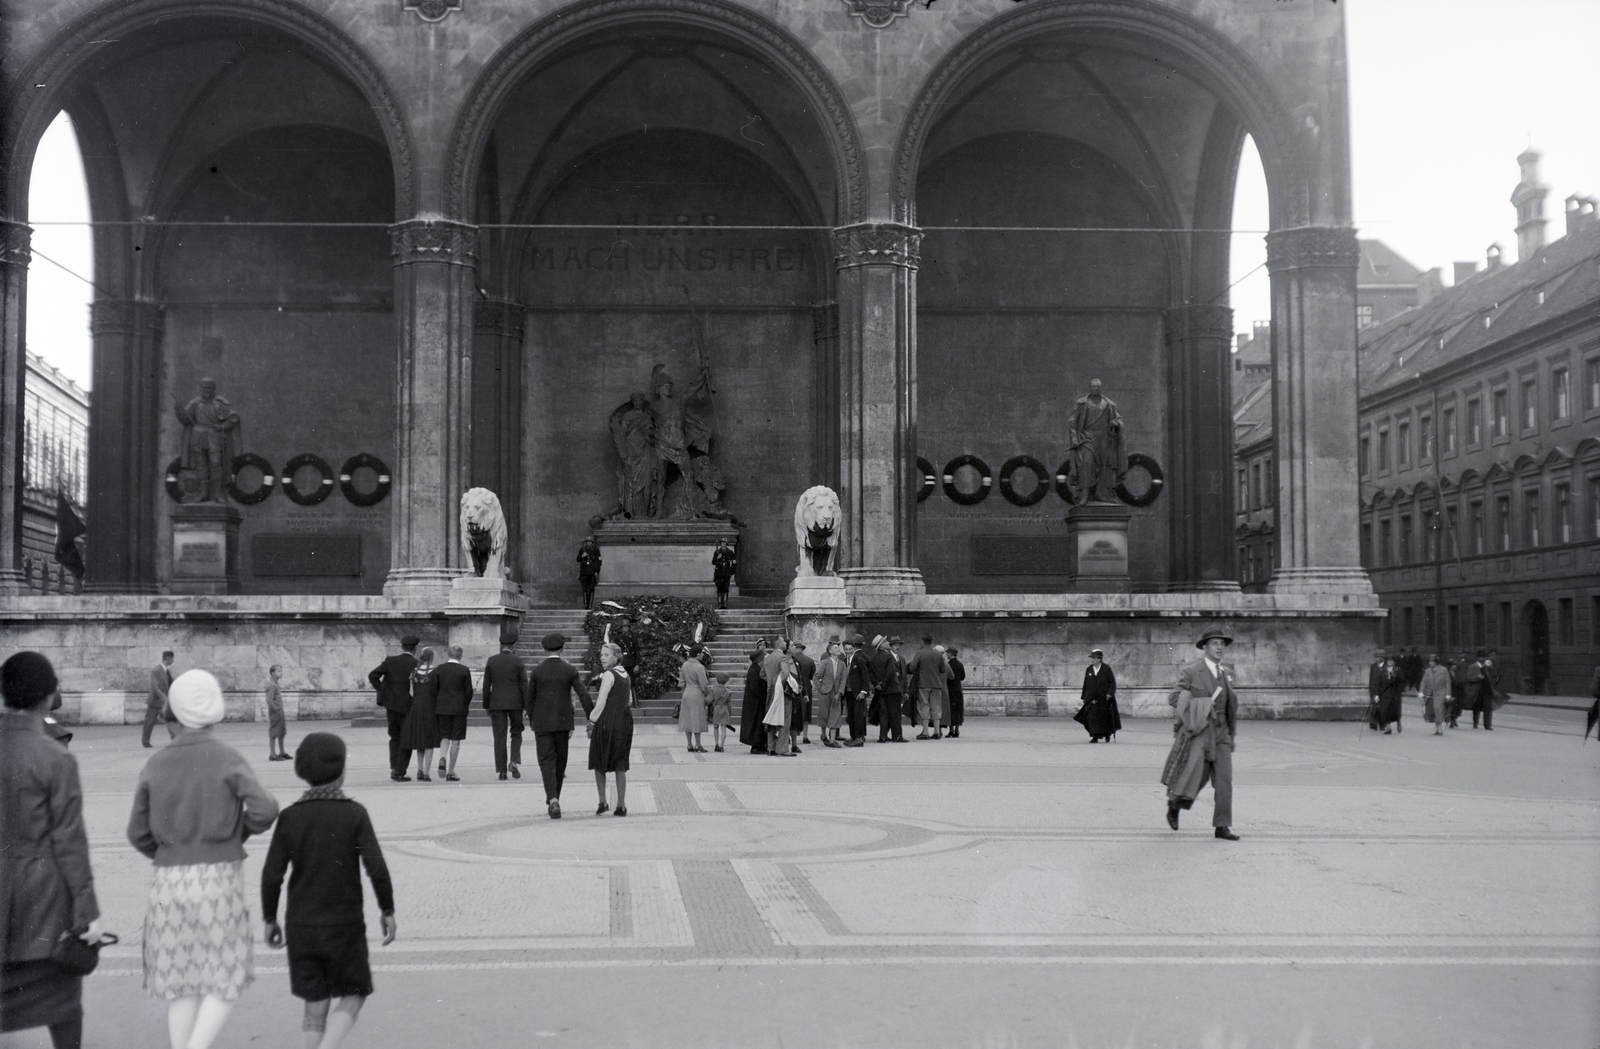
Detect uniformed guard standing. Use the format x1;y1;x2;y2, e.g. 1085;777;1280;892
712;538;737;610
577;537;602;609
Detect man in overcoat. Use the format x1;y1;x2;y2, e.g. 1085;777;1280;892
868;635;905;743
1161;627;1240;840
369;635;419;781
483;630;528;780
428;644;474;780
141;650;175;747
1465;647;1500;730
525;633;593;818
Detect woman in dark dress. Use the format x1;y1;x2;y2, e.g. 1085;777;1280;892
737;646;769;755
399;647;441;780
1375;656;1405;734
588;642;634;815
1074;648;1122;742
945;648;966;738
2;652;102;1049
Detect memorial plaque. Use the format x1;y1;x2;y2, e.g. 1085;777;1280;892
172;536;224;577
971;535;1074;576
252;535;363;577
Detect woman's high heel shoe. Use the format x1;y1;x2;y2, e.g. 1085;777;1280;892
596;801;610;815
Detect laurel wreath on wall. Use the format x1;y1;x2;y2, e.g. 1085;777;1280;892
582;596;723;701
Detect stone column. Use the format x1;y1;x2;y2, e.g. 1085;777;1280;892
84;298;164;592
472;297;523;576
832;223;924;597
0;220;29;594
1164;303;1239;591
1265;226;1373;596
385;219;477;603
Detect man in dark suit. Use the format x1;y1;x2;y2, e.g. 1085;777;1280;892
369;634;419;781
1366;648;1388;727
869;635;905;743
1465;647;1500;730
427;644;474;780
841;635;872;747
792;641;816;745
142;650;175;747
483;629;527;780
525;633;593;818
1162;627;1240;841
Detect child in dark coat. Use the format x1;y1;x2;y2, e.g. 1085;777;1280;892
261;733;396;1049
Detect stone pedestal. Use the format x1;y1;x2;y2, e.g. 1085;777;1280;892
168;504;241;594
1064;503;1132;594
786;574;852;651
445;575;521;670
592;519;741;600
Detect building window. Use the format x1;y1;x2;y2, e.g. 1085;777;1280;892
1402;606;1414;644
1360;523;1372;567
1397;420;1410;467
1378;428;1390;472
1558;597;1575;646
1469;500;1485;555
1588;358;1600;412
1379;518;1393;567
1491;389;1509;439
1499;602;1513;646
1553;367;1570;421
1359;436;1371;478
1497;495;1512;551
1237;468;1248;507
1448;604;1461;648
1250;462;1262;510
1524;489;1541;548
1264;457;1274;507
1521;378;1538;431
1473;603;1486;646
1399;514;1412;564
1466;399;1482;444
1420;415;1434;460
1446;505;1460;558
1593;596;1600;646
1555;483;1572;543
1357;304;1374;329
1442;406;1456;453
1591;476;1600;540
1424;605;1436;646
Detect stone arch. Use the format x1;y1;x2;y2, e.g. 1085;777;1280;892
892;0;1309;229
444;0;866;224
1;0;417;218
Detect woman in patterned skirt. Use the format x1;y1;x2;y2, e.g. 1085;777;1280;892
587;643;634;816
127;669;279;1049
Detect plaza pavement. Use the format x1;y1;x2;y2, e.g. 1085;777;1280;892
30;701;1600;1048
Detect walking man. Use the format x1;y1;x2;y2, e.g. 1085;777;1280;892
483;630;527;780
142;650;175;747
1420;653;1451;736
369;635;419;781
526;633;593;818
1161;627;1240;841
1466;648;1499;730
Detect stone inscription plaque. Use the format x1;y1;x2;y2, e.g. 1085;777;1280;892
252;535;362;577
172;536;223;577
971;536;1073;576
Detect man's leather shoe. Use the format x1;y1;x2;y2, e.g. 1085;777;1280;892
1166;803;1180;831
510;764;521;779
1214;827;1240;841
498;772;508;781
392;773;411;782
844;739;864;747
548;799;561;819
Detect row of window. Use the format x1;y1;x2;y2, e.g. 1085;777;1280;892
22;392;88;507
1237;540;1274;584
1235;456;1275;512
1360;354;1599;478
1381;596;1588;649
1362;474;1599;566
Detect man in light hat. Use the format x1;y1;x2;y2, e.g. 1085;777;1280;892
526;633;592;818
369;636;419;781
1161;627;1240;840
483;629;528;780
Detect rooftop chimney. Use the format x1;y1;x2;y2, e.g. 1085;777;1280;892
1417;267;1443;307
1486;243;1504;271
1568;194;1598;237
1454;261;1479;285
1512;148;1549;261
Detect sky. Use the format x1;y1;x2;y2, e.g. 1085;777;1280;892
23;0;1600;387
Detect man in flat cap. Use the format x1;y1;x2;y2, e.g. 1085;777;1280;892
1161;627;1240;840
483;629;527;781
369;635;420;781
525;633;592;818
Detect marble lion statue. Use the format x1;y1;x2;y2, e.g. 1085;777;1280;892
459;487;508;579
794;485;841;577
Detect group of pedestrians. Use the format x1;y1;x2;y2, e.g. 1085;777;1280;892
1369;647;1506;734
3;652;392;1049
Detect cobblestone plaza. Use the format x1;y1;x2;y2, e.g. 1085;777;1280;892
42;706;1600;1049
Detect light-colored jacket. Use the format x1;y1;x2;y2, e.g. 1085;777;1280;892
1420;664;1452;698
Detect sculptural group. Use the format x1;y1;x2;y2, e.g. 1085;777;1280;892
606;362;728;521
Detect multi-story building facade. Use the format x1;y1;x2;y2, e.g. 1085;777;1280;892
1357;159;1600;693
20;351;88;592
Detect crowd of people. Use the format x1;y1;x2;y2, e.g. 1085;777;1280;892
1366;646;1508;734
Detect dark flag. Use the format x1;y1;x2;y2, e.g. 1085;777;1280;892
54;494;85;579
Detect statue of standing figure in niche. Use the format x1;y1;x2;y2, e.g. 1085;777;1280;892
602;361;724;521
171;378;241;503
608;392;656;519
1066;378;1126;504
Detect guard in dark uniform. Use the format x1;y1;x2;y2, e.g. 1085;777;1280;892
712;538;737;610
577;537;602;609
482;629;527;780
369;634;419;781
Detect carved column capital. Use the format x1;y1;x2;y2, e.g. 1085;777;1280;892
391;219;479;267
1265;226;1361;273
0;220;31;269
90;298;164;337
1163;304;1235;344
832;223;921;270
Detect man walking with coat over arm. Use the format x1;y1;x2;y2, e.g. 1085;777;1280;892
1161;627;1240;840
525;634;592;818
369;636;419;781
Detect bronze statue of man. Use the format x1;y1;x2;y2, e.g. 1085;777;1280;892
172;378;241;503
1066;378;1125;504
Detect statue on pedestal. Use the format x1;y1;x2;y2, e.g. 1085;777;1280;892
171;378;241;503
1066;378;1126;504
794;485;842;577
459;488;508;579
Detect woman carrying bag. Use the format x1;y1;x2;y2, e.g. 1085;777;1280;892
1;652;106;1049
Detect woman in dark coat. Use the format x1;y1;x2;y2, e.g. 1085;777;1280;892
588;642;634;815
945;649;966;737
1374;656;1405;734
1073;648;1122;742
738;646;769;755
399;647;442;779
2;652;102;1049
